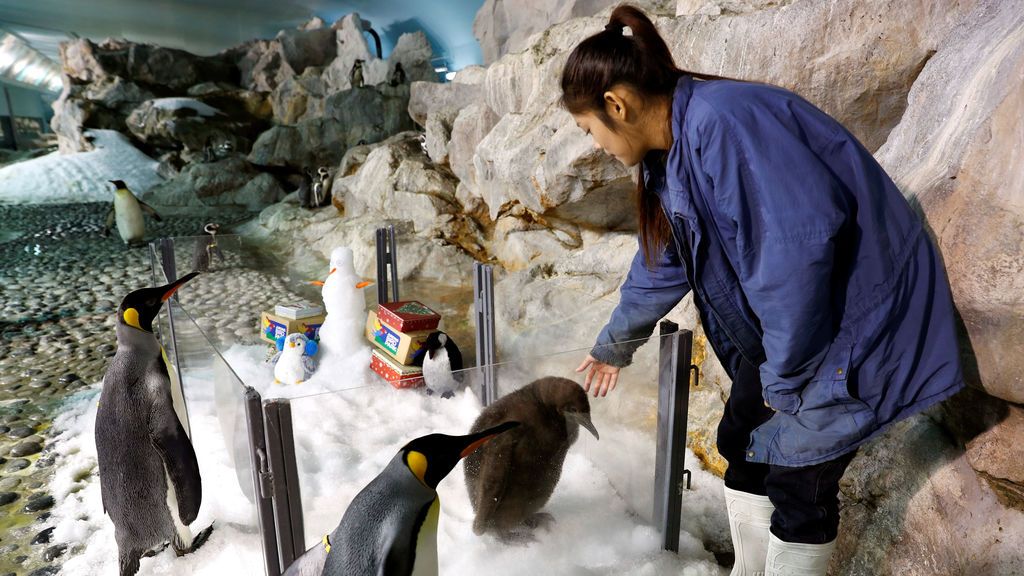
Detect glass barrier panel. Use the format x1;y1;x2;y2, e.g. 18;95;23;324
166;299;268;574
280;331;683;574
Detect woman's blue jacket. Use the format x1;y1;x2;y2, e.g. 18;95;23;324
592;76;964;466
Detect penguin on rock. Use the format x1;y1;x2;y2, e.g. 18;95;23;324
283;421;519;576
94;272;213;576
102;179;162;246
421;331;463;399
464;377;599;541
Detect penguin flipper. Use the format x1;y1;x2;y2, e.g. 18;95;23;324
149;392;203;524
302;355;317;378
448;343;464;372
138;200;163;222
381;500;432;576
468;433;516;535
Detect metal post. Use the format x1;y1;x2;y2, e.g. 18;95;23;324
654;321;694;553
474;263;496;405
158;238;190;428
375;228;386;304
375;226;400;304
388;226;399;303
263;399;305;572
244;387;281;576
3;86;19;151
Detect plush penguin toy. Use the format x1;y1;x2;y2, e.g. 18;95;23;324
283;421;519;576
272;332;318;385
102;179;162;246
422;331;463;399
95;272;213;576
464;377;599;541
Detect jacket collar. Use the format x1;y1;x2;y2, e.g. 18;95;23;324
670;75;696;146
643;75;696;190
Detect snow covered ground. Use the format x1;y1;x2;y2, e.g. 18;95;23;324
46;336;729;575
0;130;163;205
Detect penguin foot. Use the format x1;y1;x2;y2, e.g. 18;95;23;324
173;524;214;557
119;550;142;576
141;542;169;558
524;512;556;531
494;529;539;546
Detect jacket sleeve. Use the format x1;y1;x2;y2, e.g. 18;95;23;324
591;237;690;367
698;105;846;415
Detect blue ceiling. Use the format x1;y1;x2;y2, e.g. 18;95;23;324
0;0;487;72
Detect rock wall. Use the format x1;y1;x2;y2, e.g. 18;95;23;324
249;0;1024;573
51;14;434;210
473;0;678;64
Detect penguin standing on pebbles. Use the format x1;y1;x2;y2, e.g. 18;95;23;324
422;331;463;399
95;272;213;576
102;180;162;246
191;223;224;273
464;377;599;541
284;422;519;576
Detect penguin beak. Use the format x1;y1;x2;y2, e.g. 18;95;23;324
355;280;374;289
566;411;600;440
459;421;519;458
159;272;199;302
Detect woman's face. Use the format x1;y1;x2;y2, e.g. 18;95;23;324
572;111;646;167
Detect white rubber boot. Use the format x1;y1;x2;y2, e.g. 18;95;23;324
765;532;837;576
725;486;775;576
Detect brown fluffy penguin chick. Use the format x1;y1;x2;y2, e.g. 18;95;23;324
464;377;599;542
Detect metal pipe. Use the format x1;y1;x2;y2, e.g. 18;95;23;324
653;321;693;553
244;387;281;576
388;225;399;302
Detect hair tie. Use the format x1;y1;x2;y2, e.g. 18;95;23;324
605;22;625;34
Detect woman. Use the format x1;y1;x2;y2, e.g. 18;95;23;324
564;6;963;576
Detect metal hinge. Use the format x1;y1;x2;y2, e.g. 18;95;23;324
256;447;274;498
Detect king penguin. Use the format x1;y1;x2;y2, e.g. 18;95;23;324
464;377;599;541
95;272;213;576
103;179;162;246
284;421;519;576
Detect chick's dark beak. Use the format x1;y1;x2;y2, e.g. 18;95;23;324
566;411;600;440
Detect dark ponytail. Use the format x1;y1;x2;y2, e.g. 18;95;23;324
561;5;718;267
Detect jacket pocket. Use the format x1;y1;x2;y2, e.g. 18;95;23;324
774;342;876;462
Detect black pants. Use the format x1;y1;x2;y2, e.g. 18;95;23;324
717;359;856;544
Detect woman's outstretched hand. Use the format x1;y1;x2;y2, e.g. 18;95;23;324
576;355;621;397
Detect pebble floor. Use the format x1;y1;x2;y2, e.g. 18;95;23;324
0;203;312;576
